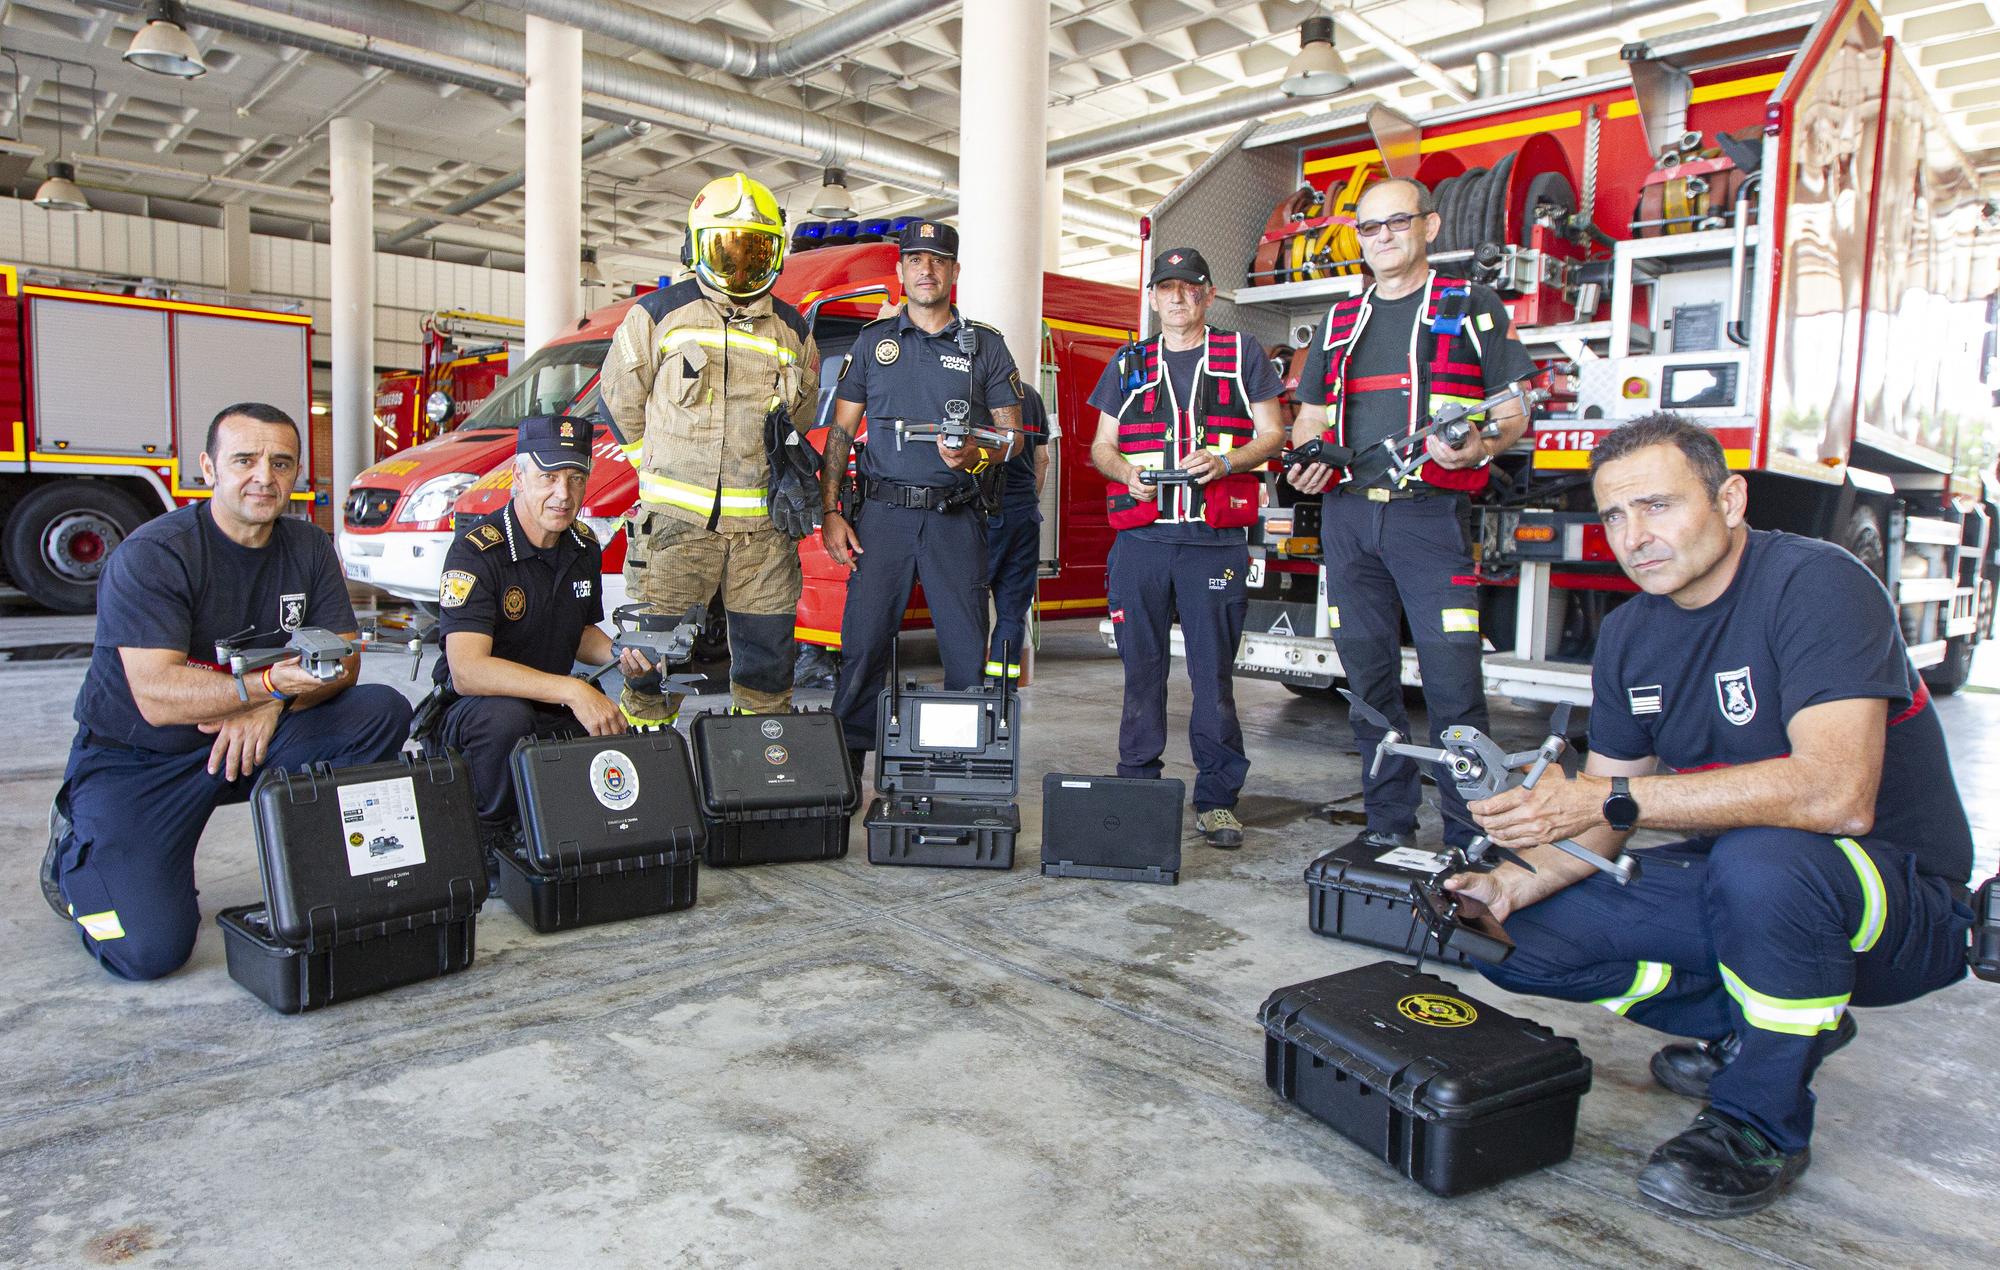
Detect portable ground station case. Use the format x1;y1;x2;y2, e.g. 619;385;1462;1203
865;643;1021;870
497;728;706;932
218;752;485;1014
1305;837;1475;967
1260;962;1592;1196
1040;773;1183;884
691;709;858;866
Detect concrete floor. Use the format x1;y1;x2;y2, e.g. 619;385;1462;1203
2;604;1996;1269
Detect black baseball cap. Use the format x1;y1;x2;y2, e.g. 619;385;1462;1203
897;219;959;259
1149;247;1212;287
517;414;592;472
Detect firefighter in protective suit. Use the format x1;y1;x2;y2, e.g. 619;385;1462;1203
600;174;821;722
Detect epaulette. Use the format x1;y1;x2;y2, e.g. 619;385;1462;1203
571;519;596;543
469;523;504;551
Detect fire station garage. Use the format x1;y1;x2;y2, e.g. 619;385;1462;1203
3;0;1998;1263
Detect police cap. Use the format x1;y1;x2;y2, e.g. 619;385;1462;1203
897;219;958;259
517;414;592;472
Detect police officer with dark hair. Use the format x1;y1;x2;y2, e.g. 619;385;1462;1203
984;384;1050;681
41;401;413;981
819;220;1024;774
431;416;654;836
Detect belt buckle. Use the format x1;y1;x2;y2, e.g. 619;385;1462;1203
1366;487;1391;503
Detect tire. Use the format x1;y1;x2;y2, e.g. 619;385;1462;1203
1842;504;1887;583
1922;636;1974;696
3;482;154;613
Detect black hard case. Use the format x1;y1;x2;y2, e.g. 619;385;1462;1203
1261;962;1593;1197
1305;838;1473;967
1040;773;1183;884
500;729;706;932
220;752;485;1013
864;673;1021;870
690;709;858;866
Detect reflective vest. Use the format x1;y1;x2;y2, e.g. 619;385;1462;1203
1109;327;1259;528
1317;271;1491;492
599;274;818;531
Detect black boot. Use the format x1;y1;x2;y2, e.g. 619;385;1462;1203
1637;1109;1810;1218
42;786;74;920
1343;828;1416;853
1651;1011;1857;1100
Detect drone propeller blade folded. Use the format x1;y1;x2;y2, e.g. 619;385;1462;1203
1337;687;1395;733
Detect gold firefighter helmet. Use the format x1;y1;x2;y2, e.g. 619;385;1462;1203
686;173;787;300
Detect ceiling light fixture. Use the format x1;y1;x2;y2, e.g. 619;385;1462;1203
580;245;605;286
809;166;854;219
34;160;90;212
124;0;208;79
1281;15;1353;98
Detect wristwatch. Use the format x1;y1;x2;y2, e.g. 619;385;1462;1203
1602;777;1639;832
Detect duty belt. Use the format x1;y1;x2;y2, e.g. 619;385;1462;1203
863;477;976;512
1337;483;1429;502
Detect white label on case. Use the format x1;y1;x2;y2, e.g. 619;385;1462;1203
338;776;428;877
1375;846;1454;873
590;749;641;811
1060;780;1092;789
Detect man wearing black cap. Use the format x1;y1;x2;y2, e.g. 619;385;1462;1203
820;220;1027;776
1087;248;1288;848
432;416;656;835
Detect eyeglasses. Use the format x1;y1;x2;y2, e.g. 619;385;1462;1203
1355;212;1425;239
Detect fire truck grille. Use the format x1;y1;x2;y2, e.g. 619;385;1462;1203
345;488;399;529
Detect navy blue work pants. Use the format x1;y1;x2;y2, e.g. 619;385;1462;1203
1479;831;1971;1151
984;500;1041;678
51;684;413;981
1105;532;1250;813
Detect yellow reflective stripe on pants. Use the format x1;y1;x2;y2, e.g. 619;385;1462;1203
77;909;125;942
983;661;1022;678
1717;963;1849;1037
1594;960;1671;1015
638;472;719;515
1441;607;1480;633
1326;606;1340;630
658;326;797;364
1834;836;1886;953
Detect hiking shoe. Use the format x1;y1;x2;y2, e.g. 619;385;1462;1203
42;788;73;920
1636;1109;1810;1218
1196;808;1244;850
1651;1011;1856;1100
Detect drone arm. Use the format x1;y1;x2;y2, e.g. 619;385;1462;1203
1380;740;1450;766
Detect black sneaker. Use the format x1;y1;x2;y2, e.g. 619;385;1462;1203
1637;1109;1810;1218
1344;828;1416;853
42;787;73;920
478;818;521;892
1651;1011;1857;1100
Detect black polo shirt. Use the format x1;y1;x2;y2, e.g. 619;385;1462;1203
998;385;1050;509
435;503;604;687
834;305;1022;487
1589;530;1974;882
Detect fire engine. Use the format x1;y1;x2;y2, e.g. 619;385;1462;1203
1133;0;1999;700
372;310;519;461
338;243;1138;662
0;263;317;612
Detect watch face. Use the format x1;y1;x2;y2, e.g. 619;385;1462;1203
1605;794;1639;828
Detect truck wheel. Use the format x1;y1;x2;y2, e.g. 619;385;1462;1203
3;482;153;613
1921;636;1973;696
1843;504;1887;583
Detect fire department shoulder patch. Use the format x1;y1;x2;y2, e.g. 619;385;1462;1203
874;338;900;365
440;570;475;608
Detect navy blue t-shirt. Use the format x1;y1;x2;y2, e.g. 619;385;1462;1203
999;385;1050;508
1589;530;1973;881
1087;332;1284;545
75;504;358;753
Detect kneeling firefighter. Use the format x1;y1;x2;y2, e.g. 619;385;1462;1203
599;173;822;722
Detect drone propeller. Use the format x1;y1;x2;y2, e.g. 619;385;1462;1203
1337;687;1395;734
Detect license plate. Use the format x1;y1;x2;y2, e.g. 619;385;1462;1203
344;562;370;580
1247;556;1266;588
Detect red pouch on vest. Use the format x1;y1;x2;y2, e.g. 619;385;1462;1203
1200;472;1261;529
1107;481;1161;530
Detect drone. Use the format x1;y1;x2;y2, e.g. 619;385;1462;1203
1379;384;1549;485
584;601;712;699
897;398;1010;453
215;623;423;702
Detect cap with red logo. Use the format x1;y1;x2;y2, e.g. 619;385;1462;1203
517;414;593;472
1148;247;1212;287
896;219;959;259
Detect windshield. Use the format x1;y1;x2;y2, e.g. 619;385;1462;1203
456;338;612;431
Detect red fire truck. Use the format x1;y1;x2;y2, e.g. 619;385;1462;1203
373;310;518;461
1136;0;1999;699
338;243;1138;661
0;263;318;611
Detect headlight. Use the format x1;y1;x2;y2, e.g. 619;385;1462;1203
425;390;453;425
396;472;479;524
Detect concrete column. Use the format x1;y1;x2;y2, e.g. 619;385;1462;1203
957;0;1049;382
222;202;252;297
524;15;583;355
328;116;374;509
1041;166;1065;276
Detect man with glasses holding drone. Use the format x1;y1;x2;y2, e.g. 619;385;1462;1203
1286;176;1538;858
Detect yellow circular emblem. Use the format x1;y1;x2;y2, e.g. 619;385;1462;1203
874;338;900;365
349;832;364;847
1397;993;1478;1028
502;586;527;621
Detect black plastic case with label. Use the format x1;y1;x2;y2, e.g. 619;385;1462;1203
691;709;858;866
217;752;485;1013
1040;773;1182;884
865;645;1020;870
499;728;705;932
1261;962;1593;1197
1305;837;1473;967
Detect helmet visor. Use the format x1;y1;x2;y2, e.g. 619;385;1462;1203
698;227;781;296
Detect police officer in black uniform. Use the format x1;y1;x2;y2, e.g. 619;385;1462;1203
819;220;1025;772
432;416;654;832
983;384;1049;681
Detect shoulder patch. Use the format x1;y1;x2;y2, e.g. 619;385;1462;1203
471;524;503;550
965;318;1002;333
440;570;476;609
